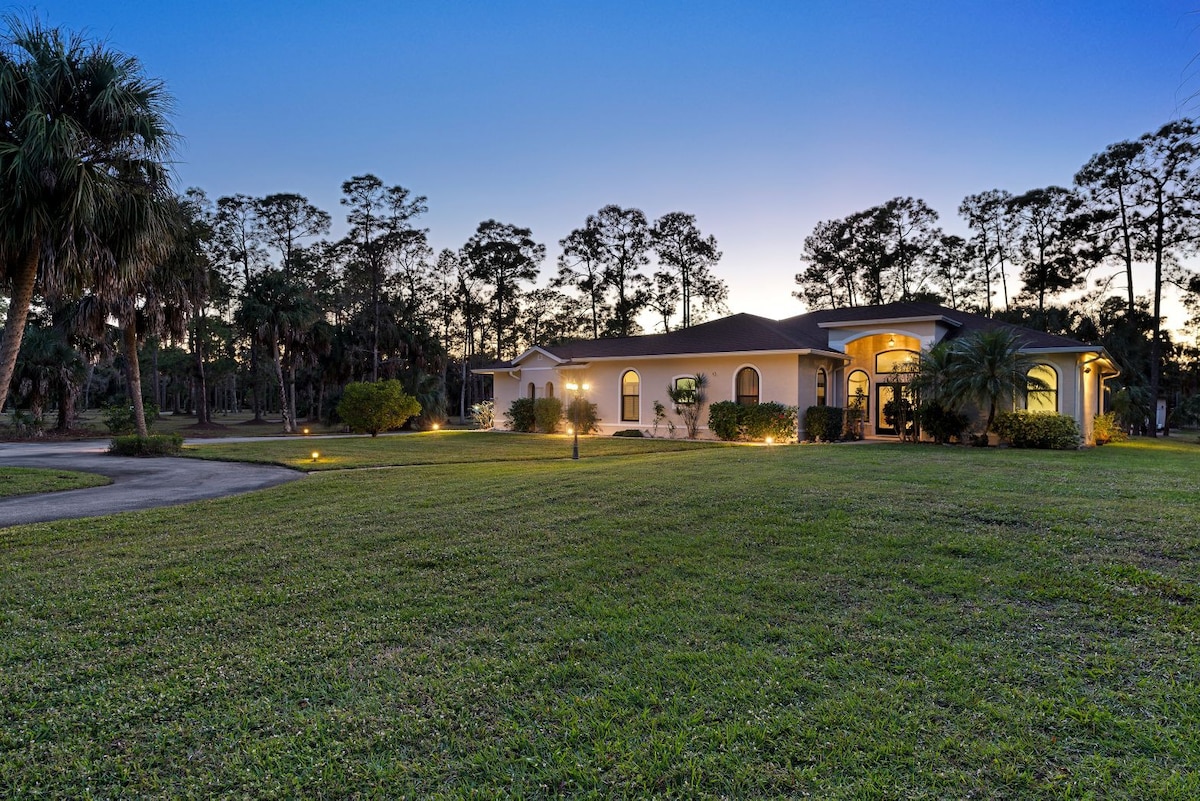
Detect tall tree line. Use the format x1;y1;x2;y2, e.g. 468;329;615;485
793;119;1200;433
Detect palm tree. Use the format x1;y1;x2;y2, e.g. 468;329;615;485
237;270;319;433
0;17;175;414
946;327;1048;434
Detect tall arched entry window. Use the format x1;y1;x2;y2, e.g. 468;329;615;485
527;382;536;399
735;367;760;405
545;382;554;398
816;368;827;406
620;370;640;421
847;370;869;421
1026;365;1058;412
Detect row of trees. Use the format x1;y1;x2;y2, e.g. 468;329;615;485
0;17;733;435
794;120;1200;430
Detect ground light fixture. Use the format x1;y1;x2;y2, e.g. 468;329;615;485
311;451;320;462
302;427;310;435
432;423;440;431
564;381;590;460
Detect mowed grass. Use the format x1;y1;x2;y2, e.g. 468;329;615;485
185;429;725;470
1;437;1198;798
0;467;109;497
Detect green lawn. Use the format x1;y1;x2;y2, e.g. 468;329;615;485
1;436;1198;797
0;467;109;497
185;429;724;470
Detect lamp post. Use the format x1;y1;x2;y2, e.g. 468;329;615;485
565;380;589;459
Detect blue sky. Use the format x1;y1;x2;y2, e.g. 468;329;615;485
13;1;1200;327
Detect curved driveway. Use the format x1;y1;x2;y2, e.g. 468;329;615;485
0;439;303;527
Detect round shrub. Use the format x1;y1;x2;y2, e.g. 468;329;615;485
505;397;536;432
803;406;844;442
337;380;422;437
708;401;742;441
533;397;563;433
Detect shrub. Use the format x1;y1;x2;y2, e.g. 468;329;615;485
743;402;798;442
843;405;864;440
470;400;496;430
108;433;183;457
102;402;159;435
1092;411;1127;445
533;397;563;433
612;429;644;437
337;380;421;437
565;398;599;434
803;406;844;442
505;397;536;432
917;402;970;444
993;411;1081;450
708;401;742;441
882;395;915;440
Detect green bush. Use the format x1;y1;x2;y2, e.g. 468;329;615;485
707;401;797;442
1092;411;1128;445
743;402;797;442
102;402;159;435
108;433;183;456
470;401;496;430
917;402;970;444
993;411;1081;450
533;397;563;433
505;397;536;432
708;401;742;441
337;380;421;437
803;406;844;442
565;398;599;434
612;429;644;438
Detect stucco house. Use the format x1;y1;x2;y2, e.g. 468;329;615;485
475;301;1119;444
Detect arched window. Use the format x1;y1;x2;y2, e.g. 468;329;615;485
848;370;870;420
1026;364;1058;412
527;382;536;399
620;370;640;421
735;367;760;405
545;382;554;398
816;368;827;407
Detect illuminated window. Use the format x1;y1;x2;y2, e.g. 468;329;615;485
876;349;919;375
673;376;697;404
816;368;827;407
621;370;640;421
1026;364;1058;412
848;370;870;419
735;367;760;405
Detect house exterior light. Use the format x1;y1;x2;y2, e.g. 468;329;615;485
311;451;320;462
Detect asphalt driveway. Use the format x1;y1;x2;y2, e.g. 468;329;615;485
0;439;303;527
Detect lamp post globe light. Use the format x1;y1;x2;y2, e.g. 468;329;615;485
565;381;589;460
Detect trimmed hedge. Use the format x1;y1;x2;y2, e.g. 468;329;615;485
917;403;970;444
803;406;844;442
565;398;599;434
109;433;183;457
708;401;798;442
533;397;563;433
612;429;645;438
505;397;536;433
993;411;1081;450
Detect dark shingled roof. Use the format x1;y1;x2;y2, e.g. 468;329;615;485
480;302;1101;369
776;301;1095;351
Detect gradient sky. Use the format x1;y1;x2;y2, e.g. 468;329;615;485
13;1;1200;329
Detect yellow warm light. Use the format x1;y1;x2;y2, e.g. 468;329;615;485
432;423;440;431
765;436;774;446
302;427;310;435
311;451;320;462
567;427;574;435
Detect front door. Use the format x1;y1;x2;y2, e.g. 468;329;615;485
876;384;911;436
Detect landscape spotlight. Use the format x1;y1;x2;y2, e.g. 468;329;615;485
432;423;440;431
311;451;320;462
303;427;310;435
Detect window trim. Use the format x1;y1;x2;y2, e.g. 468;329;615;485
672;375;698;405
620;369;640;422
816;367;827;407
848;369;870;421
1025;363;1059;413
734;365;760;406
